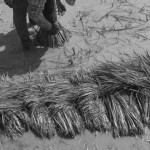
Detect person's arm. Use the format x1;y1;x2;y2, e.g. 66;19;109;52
27;0;52;31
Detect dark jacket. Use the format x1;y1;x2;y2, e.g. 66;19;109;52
4;0;76;31
27;0;52;31
4;0;52;31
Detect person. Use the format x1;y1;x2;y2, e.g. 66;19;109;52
4;0;76;51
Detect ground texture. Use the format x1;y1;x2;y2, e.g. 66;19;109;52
0;0;150;149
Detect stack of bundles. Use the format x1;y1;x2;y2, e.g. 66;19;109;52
0;79;84;140
1;52;150;140
36;0;72;48
68;52;150;137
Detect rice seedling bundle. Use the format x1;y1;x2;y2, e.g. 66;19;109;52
1;52;150;140
36;0;72;48
26;103;55;139
39;80;84;138
70;83;111;133
48;102;84;138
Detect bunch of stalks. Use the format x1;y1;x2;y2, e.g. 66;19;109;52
1;52;150;140
36;0;72;48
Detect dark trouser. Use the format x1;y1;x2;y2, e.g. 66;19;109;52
13;0;31;48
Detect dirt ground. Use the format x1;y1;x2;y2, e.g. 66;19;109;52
0;0;150;149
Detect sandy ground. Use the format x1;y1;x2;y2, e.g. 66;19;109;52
1;0;150;149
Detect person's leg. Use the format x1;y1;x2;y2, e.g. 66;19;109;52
13;0;31;49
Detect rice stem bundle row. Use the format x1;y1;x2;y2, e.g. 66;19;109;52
1;52;150;140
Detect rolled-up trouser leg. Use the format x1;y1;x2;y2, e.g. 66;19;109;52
13;0;31;48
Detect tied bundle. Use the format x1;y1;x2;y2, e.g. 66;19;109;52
36;0;72;48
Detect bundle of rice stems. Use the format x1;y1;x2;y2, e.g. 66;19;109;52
26;103;55;139
70;83;111;133
67;52;150;137
0;110;29;140
43;80;84;138
1;52;150;140
0;84;33;139
36;0;72;48
48;102;84;138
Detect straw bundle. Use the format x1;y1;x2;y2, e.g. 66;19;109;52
36;0;72;48
1;52;150;140
71;83;111;133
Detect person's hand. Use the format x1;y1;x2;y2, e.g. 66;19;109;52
48;23;59;35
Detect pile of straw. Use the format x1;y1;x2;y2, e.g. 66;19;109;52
1;52;150;140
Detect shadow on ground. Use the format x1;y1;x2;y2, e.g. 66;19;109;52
0;28;48;77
